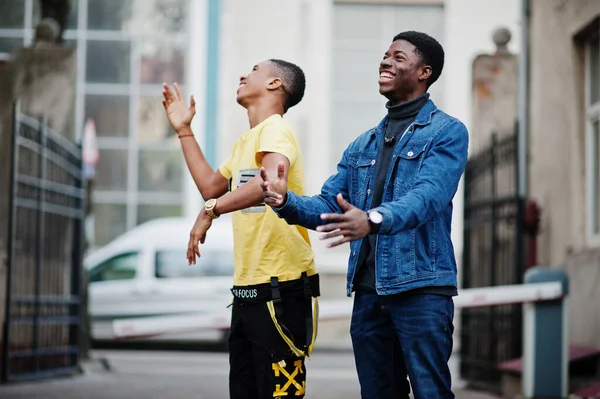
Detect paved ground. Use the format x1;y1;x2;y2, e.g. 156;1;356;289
0;349;499;399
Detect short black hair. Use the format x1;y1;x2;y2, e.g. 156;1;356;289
393;31;444;88
268;59;306;112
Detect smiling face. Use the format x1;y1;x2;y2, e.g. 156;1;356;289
236;61;281;108
378;40;432;104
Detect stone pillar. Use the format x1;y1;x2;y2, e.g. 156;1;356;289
471;28;519;155
0;18;76;360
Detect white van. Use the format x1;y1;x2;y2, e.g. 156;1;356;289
84;215;234;343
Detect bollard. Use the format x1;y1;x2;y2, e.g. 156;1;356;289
523;267;569;398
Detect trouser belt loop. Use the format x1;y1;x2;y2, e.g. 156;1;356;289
270;276;283;319
301;272;312;298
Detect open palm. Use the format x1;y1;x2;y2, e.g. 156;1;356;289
162;82;196;132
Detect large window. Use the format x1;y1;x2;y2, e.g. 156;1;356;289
82;0;189;246
331;2;444;162
0;0;191;247
587;32;600;241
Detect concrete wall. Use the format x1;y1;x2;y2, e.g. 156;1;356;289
528;0;600;346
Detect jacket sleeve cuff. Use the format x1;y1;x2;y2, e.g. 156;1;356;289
372;205;394;235
272;190;296;218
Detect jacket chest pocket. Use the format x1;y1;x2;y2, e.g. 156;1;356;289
348;152;376;207
394;142;427;194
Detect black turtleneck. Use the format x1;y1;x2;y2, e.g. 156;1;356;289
353;93;457;298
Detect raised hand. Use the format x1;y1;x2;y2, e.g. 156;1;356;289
316;194;370;248
260;162;288;208
162;82;196;133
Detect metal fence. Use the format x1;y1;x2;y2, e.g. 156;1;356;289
2;103;85;382
460;131;526;393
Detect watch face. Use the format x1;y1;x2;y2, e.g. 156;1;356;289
369;211;383;224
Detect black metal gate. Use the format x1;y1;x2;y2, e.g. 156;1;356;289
2;103;85;382
460;131;526;392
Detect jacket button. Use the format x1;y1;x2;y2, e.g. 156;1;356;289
407;151;414;157
367;189;371;195
371;160;376;165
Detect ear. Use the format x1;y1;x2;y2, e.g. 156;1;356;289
266;77;283;91
418;65;432;83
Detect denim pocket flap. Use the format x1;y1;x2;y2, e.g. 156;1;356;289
398;144;426;160
348;153;376;168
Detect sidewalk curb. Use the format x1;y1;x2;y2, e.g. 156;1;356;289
79;357;112;374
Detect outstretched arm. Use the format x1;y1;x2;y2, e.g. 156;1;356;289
316;120;469;247
261;149;353;230
186;152;290;265
162;82;228;200
214;152;290;216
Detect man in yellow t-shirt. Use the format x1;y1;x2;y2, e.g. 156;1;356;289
161;59;318;399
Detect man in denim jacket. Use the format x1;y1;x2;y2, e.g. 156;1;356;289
261;31;468;398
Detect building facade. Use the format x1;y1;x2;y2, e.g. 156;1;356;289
528;0;600;348
0;0;521;265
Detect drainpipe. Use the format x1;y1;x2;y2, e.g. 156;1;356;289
517;0;530;198
205;0;221;167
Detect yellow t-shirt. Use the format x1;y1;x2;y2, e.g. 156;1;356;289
219;114;317;286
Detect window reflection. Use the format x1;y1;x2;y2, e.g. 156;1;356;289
89;252;138;282
130;0;187;34
86;40;131;84
96;149;129;190
0;0;25;29
140;42;185;84
138;149;183;192
0;38;24;55
138;97;172;141
87;0;133;31
85;95;130;137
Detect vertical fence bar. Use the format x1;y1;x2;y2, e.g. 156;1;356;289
2;103;21;382
489;133;498;374
69;144;84;367
515;121;525;281
33;116;47;373
513;122;525;368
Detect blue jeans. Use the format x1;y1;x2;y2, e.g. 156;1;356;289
350;291;455;399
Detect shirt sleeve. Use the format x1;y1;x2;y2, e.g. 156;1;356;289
255;120;299;168
219;154;233;180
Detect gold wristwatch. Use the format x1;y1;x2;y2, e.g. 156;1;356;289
204;198;219;219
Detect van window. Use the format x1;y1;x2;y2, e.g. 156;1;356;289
89;252;138;283
155;249;234;278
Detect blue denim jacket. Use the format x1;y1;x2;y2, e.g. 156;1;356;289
274;100;469;296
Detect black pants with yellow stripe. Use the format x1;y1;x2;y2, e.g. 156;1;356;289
229;295;311;399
